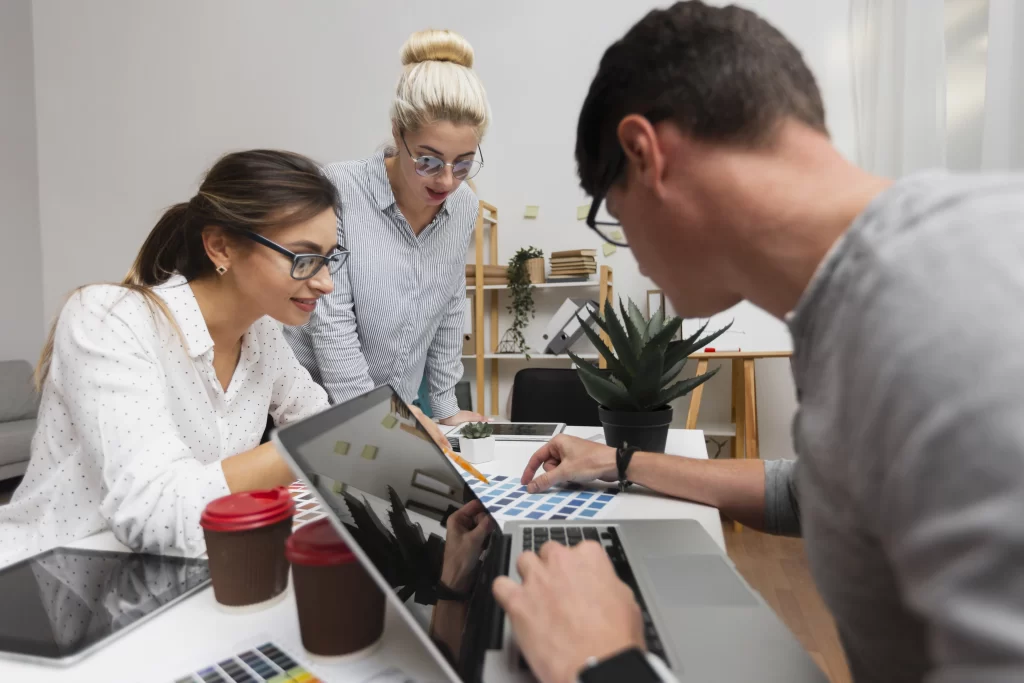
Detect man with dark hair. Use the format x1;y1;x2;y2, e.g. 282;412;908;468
491;2;1024;682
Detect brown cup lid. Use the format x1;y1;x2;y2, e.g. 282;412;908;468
200;487;295;533
286;518;356;566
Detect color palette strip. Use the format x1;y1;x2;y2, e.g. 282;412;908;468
458;473;619;521
171;641;320;683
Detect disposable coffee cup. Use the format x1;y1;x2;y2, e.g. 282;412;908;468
285;518;385;657
200;487;295;609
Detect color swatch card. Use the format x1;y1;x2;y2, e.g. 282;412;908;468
288;482;327;531
172;641;320;683
458;473;620;521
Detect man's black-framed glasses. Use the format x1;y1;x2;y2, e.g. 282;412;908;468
401;133;484;181
586;138;630;248
585;108;674;249
586;193;627;248
237;230;349;280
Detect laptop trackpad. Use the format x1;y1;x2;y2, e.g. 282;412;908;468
643;555;758;607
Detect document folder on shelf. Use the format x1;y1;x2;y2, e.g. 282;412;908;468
543;298;599;355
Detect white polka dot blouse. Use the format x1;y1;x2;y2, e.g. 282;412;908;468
0;275;329;564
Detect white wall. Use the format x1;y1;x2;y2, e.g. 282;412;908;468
32;0;856;459
0;0;43;364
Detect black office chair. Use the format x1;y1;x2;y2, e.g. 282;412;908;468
509;368;602;426
455;380;474;412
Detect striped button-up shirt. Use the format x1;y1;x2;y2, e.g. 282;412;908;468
284;151;476;419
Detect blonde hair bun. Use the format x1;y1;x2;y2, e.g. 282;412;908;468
401;29;474;68
391;29;491;139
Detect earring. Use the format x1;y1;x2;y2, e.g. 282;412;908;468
216;265;228;275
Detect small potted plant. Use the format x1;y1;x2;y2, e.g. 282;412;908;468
568;299;731;453
458;422;495;464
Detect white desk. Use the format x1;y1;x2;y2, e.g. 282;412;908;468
0;427;720;682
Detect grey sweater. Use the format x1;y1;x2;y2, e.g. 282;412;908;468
778;171;1024;683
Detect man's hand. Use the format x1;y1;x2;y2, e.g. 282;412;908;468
521;435;618;493
492;541;645;683
439;410;489;426
440;500;493;592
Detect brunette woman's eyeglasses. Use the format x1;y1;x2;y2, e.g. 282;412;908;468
235;230;349;280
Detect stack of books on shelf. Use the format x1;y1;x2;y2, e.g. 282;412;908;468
548;249;597;282
465;264;508;286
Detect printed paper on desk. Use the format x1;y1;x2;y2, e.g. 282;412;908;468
361;667;418;683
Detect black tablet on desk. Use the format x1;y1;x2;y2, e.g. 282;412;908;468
447;422;565;443
0;547;210;666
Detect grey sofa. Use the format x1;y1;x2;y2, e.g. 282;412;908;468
0;360;38;481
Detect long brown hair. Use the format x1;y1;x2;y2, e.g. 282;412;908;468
35;149;339;389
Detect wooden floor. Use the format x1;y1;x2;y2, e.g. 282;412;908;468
0;476;849;680
724;523;852;683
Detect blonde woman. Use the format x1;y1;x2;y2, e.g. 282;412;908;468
285;29;490;425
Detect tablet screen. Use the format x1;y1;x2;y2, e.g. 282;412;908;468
485;423;560;437
0;548;209;661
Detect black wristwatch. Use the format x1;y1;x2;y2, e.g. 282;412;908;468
434;581;472;602
578;648;662;682
615;445;639;492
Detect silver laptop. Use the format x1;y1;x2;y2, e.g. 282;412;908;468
273;386;825;682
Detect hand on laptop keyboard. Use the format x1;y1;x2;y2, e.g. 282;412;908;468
492;540;646;683
520;527;667;662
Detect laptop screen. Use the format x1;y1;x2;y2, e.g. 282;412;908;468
275;385;504;680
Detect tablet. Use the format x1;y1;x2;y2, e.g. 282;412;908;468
0;547;210;666
448;422;566;442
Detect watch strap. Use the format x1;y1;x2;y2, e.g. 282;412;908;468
578;647;665;683
615;445;638;492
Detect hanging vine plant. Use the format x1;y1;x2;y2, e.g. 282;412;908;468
503;246;543;358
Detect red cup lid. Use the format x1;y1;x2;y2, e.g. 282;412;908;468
200;487;295;533
285;518;356;566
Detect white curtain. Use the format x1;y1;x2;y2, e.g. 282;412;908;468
851;0;1024;175
850;0;949;177
980;0;1024;169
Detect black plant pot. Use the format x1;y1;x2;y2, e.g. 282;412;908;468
598;405;673;453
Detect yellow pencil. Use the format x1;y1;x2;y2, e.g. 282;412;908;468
443;447;490;484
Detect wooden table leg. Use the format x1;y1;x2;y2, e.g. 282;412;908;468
731;358;744;460
685;359;710;430
731;358;745;532
743;359;759;461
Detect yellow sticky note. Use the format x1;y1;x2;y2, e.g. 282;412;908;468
333;440;350;455
577;204;591;220
381;414;398;429
523;205;539;219
602;243;617;257
610;230;624;242
332;479;346;494
360;445;379;461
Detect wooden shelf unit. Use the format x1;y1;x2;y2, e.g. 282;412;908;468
467;200;614;414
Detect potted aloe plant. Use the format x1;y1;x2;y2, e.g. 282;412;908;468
568;299;731;453
458;422;495;464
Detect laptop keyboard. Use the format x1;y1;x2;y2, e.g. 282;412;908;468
520;526;667;662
